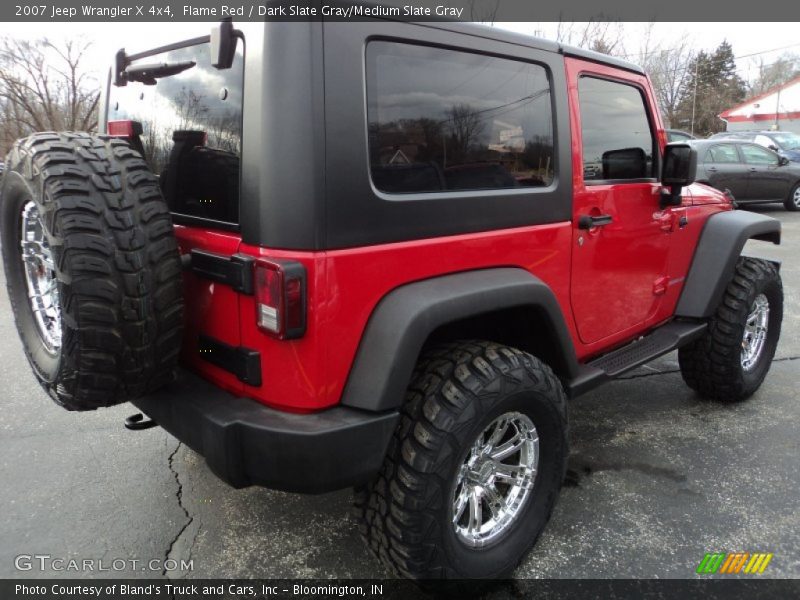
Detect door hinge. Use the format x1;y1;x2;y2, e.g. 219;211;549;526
190;250;254;294
653;275;670;296
198;334;262;386
657;209;688;233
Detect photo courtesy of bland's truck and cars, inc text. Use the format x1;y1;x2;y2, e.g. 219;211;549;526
0;1;798;598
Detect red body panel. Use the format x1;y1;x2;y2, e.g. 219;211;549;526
174;227;244;397
238;224;574;411
174;59;732;413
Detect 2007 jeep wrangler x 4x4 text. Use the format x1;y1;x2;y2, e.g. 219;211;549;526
0;19;783;579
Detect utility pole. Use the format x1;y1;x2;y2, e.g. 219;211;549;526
774;86;781;130
690;58;699;136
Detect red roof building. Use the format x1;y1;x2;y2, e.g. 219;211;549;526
719;76;800;134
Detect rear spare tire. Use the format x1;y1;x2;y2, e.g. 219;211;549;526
0;132;183;410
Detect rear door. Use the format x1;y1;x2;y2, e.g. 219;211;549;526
741;143;793;201
567;59;672;345
703;143;749;199
106;34;246;393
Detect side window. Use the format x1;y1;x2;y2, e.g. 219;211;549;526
708;144;740;164
578;76;656;181
741;144;779;165
366;42;555;194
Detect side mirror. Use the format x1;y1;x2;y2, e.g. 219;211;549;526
779;156;790;166
601;147;647;180
210;19;237;70
660;143;697;208
768;144;780;152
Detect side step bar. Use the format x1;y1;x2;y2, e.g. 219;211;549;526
568;321;707;398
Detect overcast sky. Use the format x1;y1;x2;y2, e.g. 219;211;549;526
1;21;798;85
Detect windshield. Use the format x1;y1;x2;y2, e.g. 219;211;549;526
771;132;800;150
107;40;244;225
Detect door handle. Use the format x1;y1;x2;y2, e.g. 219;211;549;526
578;214;613;229
748;168;758;172
707;167;718;172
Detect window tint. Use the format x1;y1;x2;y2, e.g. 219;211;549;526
578;77;656;181
741;144;779;165
708;144;740;164
366;42;554;194
109;42;244;225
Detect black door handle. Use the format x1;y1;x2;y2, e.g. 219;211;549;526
578;214;613;229
707;167;718;172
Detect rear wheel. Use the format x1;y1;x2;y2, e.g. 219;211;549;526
0;132;184;410
354;341;568;579
784;183;800;211
679;258;782;402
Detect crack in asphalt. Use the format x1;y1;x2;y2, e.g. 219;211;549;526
618;355;800;380
163;441;195;578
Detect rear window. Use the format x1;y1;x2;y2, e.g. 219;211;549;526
107;41;244;226
366;41;555;194
708;144;739;163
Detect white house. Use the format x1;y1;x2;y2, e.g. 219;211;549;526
719;76;800;134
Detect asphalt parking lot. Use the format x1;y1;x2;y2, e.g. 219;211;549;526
1;205;798;580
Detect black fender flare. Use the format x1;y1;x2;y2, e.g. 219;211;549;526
340;268;579;412
676;210;781;319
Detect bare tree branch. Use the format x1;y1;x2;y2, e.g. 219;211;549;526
0;36;100;155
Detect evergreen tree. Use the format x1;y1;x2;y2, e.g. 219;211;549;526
674;41;746;137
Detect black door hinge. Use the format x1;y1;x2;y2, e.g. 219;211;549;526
190;250;254;294
198;334;262;386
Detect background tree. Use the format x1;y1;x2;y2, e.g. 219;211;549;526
552;21;625;55
674;41;746;136
746;53;800;96
0;37;99;156
636;27;695;128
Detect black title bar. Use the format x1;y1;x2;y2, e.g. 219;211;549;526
3;579;800;600
4;0;800;22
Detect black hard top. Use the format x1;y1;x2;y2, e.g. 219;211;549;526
420;21;647;75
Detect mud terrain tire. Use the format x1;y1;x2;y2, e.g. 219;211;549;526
0;132;183;410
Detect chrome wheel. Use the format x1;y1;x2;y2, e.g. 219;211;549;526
20;201;61;352
793;186;800;209
452;412;538;547
741;293;769;371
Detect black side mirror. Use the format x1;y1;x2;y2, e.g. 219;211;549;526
779;156;790;166
210;19;238;70
601;147;647;180
660;143;697;208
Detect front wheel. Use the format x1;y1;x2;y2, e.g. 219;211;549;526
679;258;782;402
784;183;800;211
354;341;568;579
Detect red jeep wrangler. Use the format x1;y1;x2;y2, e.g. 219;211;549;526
0;20;783;579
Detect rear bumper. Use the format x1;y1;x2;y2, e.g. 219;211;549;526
131;370;399;493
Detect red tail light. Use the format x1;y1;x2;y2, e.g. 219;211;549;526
107;119;143;138
254;259;306;339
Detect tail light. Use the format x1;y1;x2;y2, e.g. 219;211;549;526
254;259;306;339
107;120;143;138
